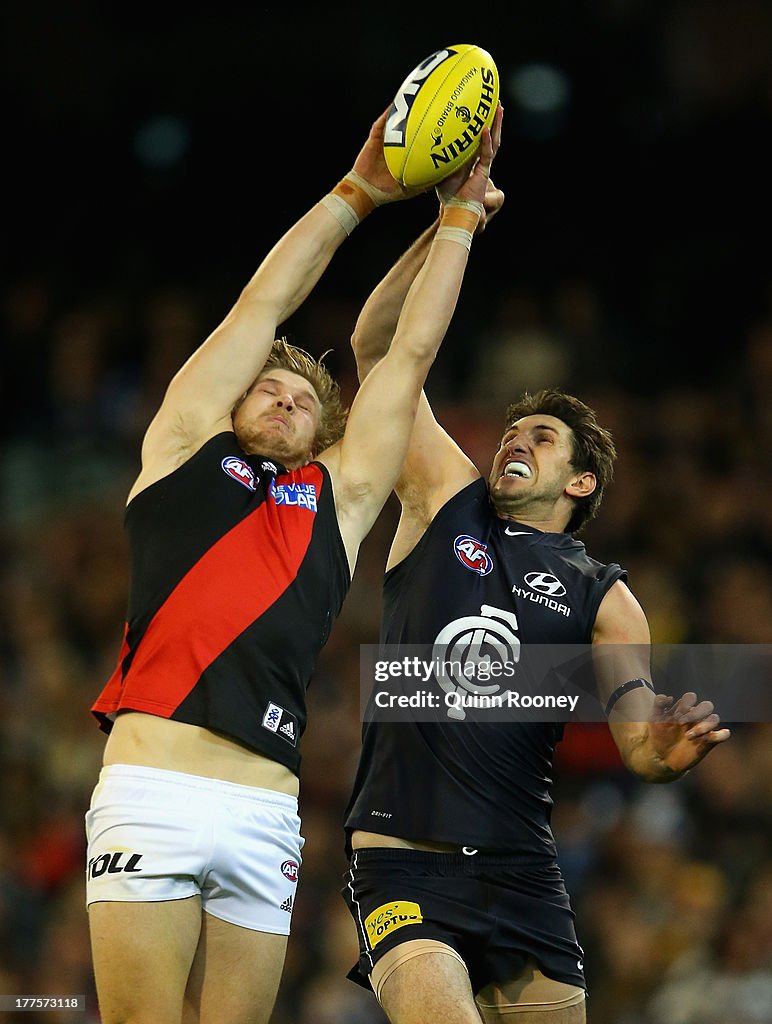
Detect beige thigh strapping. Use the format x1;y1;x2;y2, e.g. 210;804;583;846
370;943;584;1015
369;938;467;1003
475;960;585;1016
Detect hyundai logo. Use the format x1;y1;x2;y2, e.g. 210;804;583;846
523;572;566;597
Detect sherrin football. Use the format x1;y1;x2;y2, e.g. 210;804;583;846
384;44;499;188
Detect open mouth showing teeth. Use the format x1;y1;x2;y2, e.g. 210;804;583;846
504;461;532;479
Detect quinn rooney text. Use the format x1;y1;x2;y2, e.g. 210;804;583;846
373;690;580;712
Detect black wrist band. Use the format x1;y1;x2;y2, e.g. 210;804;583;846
604;678;655;717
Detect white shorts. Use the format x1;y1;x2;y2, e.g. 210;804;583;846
85;764;304;935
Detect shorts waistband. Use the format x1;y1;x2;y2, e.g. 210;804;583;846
99;764;299;810
350;847;541;871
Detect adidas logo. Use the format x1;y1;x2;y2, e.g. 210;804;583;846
280;895;293;913
265;703;297;746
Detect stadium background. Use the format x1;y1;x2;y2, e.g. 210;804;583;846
1;2;770;1021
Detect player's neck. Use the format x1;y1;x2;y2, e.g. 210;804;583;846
493;502;570;535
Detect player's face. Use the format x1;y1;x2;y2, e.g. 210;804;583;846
232;369;321;468
488;414;587;518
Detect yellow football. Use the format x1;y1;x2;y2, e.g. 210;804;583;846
384;44;499;188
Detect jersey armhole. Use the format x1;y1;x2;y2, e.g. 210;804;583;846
126;430;238;521
384;477;488;584
585;563;628;639
311;459;352;590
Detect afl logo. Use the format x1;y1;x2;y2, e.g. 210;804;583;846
524;572;566;597
454;535;494;576
281;860;299;883
221;456;257;492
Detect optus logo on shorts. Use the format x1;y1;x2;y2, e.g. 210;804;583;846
364;900;423;948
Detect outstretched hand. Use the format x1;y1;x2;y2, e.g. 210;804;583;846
350;108;426;205
475;176;505;233
436;103;504;230
647;691;731;776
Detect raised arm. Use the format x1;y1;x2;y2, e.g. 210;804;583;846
593;581;731;782
130;111;417;502
349;220;479;536
350;113;504;384
348;118;505;563
319;119;501;569
351;221;439;381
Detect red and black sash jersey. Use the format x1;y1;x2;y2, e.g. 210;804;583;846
92;431;350;774
345;477;625;854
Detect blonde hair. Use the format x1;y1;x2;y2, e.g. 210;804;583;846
257;338;348;455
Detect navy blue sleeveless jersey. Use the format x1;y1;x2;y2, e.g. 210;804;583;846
92;431;350;774
345;478;624;854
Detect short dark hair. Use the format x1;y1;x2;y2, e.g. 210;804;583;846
504;388;616;534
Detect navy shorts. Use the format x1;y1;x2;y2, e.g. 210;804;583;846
341;848;586;996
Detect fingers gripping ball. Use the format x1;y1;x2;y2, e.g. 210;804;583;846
384;44;499;188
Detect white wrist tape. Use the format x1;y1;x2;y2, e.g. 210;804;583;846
320;193;360;235
435;226;473;251
435;196;481;250
343;169;394;207
442;197;484;218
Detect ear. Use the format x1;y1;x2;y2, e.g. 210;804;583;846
566;471;596;499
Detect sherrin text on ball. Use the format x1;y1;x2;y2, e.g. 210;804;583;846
384;44;499;188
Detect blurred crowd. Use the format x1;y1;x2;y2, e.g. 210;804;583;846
3;1;772;1021
0;261;770;1023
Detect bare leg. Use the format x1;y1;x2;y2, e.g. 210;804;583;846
89;896;202;1024
183;911;289;1024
